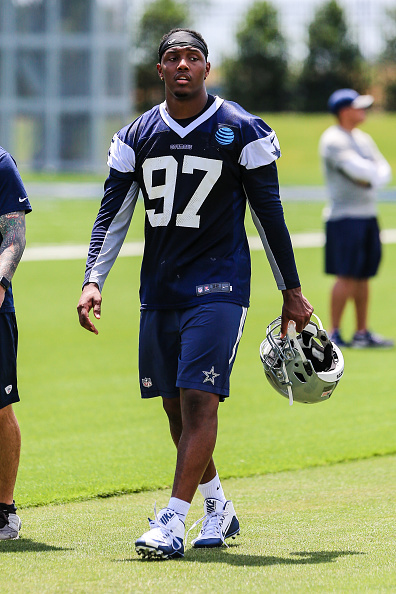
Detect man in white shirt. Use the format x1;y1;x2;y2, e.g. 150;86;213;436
319;88;393;348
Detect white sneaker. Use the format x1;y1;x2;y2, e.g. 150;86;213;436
190;498;240;548
135;506;185;559
0;511;22;540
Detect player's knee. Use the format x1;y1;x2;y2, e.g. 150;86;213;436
0;403;14;419
181;389;219;427
162;396;181;421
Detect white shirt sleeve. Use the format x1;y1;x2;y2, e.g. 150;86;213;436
339;149;391;187
321;127;392;188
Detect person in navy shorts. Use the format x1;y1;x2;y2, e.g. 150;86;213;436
320;89;393;348
0;147;31;539
77;28;313;558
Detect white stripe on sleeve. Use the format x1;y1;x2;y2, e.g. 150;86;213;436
88;182;139;290
248;202;286;290
107;134;136;173
239;132;281;170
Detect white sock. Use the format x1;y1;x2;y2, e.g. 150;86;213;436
198;472;227;504
168;497;190;522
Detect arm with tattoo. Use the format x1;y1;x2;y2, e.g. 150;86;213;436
0;211;26;308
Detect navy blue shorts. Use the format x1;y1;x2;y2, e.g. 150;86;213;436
139;302;248;401
325;217;381;279
0;312;19;409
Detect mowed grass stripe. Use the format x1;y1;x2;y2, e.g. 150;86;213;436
24;199;396;247
11;241;396;508
1;455;395;593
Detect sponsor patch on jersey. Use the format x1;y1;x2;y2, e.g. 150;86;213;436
170;144;193;150
142;377;153;388
215;126;235;146
196;282;232;296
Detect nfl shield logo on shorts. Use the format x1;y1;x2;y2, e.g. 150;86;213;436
142;377;152;388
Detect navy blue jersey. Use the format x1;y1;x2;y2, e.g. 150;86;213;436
84;96;299;309
0;147;31;313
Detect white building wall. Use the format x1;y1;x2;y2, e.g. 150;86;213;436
0;0;131;171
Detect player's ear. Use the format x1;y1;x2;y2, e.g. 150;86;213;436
157;63;164;81
204;61;211;80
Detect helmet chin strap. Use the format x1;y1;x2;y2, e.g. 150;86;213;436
287;320;309;363
283;360;294;406
284;320;310;406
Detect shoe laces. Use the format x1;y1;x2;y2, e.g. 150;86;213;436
147;503;183;552
186;508;229;547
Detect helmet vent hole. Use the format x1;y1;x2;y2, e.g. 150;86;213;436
293;372;307;383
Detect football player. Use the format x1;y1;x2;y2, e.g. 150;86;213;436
77;28;313;559
0;147;31;540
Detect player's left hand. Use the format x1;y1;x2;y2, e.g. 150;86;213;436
77;282;102;335
280;286;313;337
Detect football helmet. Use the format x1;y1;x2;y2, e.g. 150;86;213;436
259;314;344;405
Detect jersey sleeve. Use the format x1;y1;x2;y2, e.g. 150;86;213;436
107;131;136;173
0;151;31;216
238;116;281;169
242;162;300;291
83;167;139;291
83;123;141;290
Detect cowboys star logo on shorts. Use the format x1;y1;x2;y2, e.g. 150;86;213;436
142;377;152;388
202;366;220;385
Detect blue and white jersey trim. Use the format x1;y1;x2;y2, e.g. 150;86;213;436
159;96;224;138
248;202;286;290
87;181;139;290
229;306;248;365
239;132;281;170
107;134;136;173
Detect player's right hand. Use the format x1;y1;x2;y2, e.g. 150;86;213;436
77;283;101;335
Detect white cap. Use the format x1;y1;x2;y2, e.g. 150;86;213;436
351;94;374;110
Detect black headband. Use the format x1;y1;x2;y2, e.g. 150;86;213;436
158;31;208;62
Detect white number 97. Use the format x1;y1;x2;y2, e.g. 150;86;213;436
143;155;222;229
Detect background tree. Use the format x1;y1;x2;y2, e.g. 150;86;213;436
221;1;291;112
377;8;396;110
297;0;368;112
134;0;189;112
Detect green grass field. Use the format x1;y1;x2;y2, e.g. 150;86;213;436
2;456;395;593
14;239;396;509
2;193;396;590
19;112;396;187
264;112;396;186
24;197;396;246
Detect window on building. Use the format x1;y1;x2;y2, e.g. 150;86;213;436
15;0;45;33
15;114;45;168
98;0;125;34
60;49;91;97
105;49;124;96
60;0;92;33
59;113;91;163
16;50;46;98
